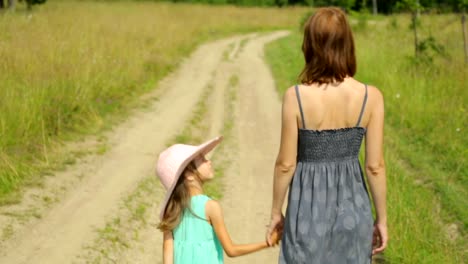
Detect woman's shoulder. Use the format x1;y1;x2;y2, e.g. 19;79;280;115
351;79;383;102
354;83;384;116
365;84;382;96
281;85;301;103
365;84;384;106
284;85;298;95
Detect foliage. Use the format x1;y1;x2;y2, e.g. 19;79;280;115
309;0;355;10
150;0;468;12
299;10;313;31
414;35;447;62
25;0;47;5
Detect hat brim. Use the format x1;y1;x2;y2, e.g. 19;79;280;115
159;136;223;220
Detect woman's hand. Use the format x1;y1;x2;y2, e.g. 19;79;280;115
266;212;284;246
372;222;388;255
269;226;283;246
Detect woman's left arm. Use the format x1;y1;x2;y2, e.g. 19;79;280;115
267;87;299;244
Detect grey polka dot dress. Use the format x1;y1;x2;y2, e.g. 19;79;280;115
279;85;373;264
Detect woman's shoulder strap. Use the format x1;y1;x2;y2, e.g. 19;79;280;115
295;85;306;129
356;84;368;127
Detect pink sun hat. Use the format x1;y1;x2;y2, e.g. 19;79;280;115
156;136;223;220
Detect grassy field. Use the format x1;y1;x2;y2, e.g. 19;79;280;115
265;13;467;263
0;0;309;203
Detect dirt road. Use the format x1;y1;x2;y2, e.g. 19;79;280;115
0;31;289;263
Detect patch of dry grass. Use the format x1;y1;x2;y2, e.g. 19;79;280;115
0;1;309;200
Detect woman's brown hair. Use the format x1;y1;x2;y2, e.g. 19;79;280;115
157;161;203;232
300;7;356;85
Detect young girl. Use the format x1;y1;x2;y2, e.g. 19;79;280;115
156;136;281;264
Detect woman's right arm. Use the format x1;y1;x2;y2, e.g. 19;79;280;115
268;87;299;244
163;231;174;264
364;87;388;254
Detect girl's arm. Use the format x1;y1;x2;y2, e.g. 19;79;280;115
364;86;388;254
206;200;272;257
269;87;299;243
163;231;174;264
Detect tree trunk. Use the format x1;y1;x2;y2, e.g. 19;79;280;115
7;0;14;10
416;0;420;18
412;11;419;57
0;0;4;9
372;0;377;15
462;10;468;64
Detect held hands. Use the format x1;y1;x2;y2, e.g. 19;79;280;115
269;227;283;246
266;213;284;247
372;222;388;255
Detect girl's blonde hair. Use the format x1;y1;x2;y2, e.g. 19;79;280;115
157;161;203;232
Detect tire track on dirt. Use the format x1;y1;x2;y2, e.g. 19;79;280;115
222;31;289;264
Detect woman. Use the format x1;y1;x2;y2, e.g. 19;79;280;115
266;7;388;264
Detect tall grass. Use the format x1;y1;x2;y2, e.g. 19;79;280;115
357;15;467;234
265;14;466;263
0;1;309;202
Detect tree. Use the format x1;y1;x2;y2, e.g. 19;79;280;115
25;0;47;10
416;0;420;17
398;0;423;57
372;0;377;14
275;0;288;7
8;0;15;10
0;0;4;9
460;1;468;64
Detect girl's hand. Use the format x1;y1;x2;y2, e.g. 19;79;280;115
372;222;388;255
266;212;284;246
269;226;283;246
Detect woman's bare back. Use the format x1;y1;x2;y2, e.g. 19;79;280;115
293;77;379;131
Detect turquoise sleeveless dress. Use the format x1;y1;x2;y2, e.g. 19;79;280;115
173;195;224;264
